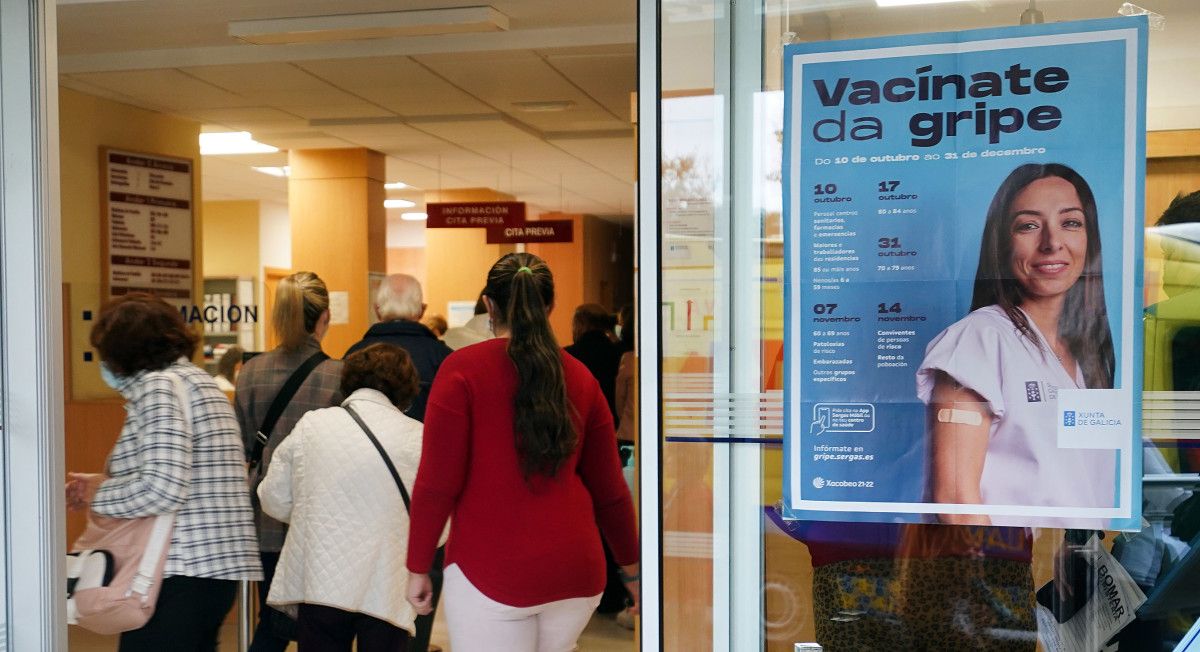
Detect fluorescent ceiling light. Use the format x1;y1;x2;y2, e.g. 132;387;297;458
200;132;279;156
384;199;416;209
253;166;290;177
384;181;409;190
401;212;428;221
229;6;509;45
876;0;973;6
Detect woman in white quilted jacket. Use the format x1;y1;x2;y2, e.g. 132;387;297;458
258;343;426;651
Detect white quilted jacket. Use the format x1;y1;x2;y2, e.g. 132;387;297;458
258;388;423;631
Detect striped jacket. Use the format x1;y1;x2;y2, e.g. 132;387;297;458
91;361;262;581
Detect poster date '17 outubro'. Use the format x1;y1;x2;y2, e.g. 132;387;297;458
782;17;1147;530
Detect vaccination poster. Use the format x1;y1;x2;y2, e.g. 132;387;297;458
782;17;1147;529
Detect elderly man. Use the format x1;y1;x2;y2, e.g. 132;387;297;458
347;274;451;423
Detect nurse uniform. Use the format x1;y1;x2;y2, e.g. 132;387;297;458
916;305;1116;527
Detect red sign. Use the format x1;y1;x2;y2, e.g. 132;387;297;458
486;220;574;244
426;201;525;228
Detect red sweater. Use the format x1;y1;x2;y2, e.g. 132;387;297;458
406;338;639;607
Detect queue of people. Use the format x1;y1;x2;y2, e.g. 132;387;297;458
66;253;640;652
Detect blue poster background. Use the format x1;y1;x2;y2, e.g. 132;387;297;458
782;18;1146;528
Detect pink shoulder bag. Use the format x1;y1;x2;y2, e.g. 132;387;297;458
65;373;189;634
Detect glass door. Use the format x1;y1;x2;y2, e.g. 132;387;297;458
642;1;1200;650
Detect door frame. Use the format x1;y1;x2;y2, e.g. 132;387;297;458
0;0;65;648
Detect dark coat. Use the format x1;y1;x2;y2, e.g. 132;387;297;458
346;319;452;422
565;330;621;420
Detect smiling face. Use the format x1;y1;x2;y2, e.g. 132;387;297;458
1007;176;1089;302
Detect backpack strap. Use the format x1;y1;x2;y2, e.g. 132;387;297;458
344;405;411;512
248;351;329;469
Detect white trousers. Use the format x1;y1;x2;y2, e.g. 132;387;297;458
443;564;602;652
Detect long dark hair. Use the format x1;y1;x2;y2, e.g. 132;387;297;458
971;163;1114;388
484;253;577;478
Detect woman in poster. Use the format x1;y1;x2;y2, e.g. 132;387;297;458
917;163;1116;526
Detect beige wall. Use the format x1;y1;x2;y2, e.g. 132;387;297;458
387;247;427;293
527;213;585;344
529;213;633;344
423;188;516;323
202;199;260;278
59;87;203;399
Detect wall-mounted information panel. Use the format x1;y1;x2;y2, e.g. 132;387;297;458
783;17;1147;530
100;148;194;305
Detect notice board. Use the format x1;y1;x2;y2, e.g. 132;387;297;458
101;148;195;306
782;17;1147;529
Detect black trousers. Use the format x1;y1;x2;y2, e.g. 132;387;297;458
297;603;409;652
118;575;238;652
248;551;293;652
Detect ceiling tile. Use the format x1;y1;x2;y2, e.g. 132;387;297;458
549;136;634;180
278;102;396;120
68;70;254;110
297;56;492;116
415;50;610;119
185;107;307;131
541;52;636;121
183;62;339;93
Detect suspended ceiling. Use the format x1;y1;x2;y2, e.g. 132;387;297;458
57;0;638;219
57;0;1200;221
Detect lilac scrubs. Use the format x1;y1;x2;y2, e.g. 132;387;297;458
917;305;1116;527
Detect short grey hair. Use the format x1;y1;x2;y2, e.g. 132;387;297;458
375;274;423;321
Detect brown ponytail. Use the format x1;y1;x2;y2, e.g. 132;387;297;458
484;253;576;478
272;271;330;351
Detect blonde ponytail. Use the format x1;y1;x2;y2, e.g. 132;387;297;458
272;271;329;351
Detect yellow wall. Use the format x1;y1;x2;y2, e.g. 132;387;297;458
59;87;204;399
201;200;260;278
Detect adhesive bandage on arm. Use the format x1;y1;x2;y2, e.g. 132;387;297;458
936;408;983;426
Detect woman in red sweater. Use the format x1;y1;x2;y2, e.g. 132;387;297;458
406;253;640;651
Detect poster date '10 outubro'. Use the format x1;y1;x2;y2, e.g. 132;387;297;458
783;17;1147;530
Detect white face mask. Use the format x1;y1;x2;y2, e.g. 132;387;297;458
99;362;129;391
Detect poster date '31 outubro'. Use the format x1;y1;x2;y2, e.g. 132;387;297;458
783;17;1147;530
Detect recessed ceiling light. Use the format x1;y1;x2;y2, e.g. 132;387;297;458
401;212;428;221
513;100;576;113
200;131;279;155
384;181;409;190
876;0;972;6
384;199;416;209
253;166;290;177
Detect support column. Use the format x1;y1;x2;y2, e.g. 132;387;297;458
288;148;386;358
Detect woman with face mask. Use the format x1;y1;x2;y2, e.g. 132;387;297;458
67;293;261;651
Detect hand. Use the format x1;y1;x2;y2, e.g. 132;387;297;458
407;573;433;615
619;564;641;615
809;411;828;436
66;472;107;512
